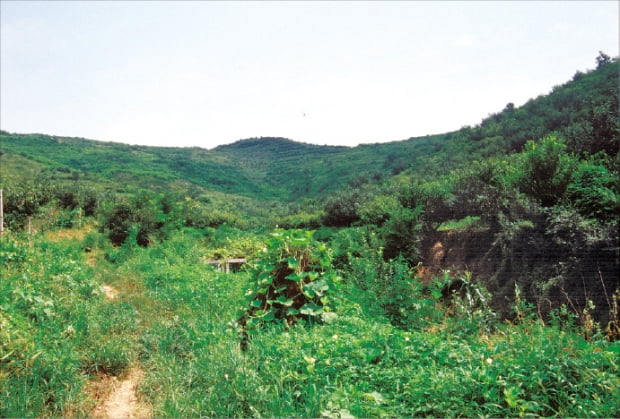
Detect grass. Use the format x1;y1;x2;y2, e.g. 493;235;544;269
437;216;487;232
1;227;619;418
42;225;94;242
0;232;138;417
129;230;619;418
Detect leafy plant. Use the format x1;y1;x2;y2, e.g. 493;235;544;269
567;158;620;220
98;193;173;247
239;229;340;345
516;136;576;207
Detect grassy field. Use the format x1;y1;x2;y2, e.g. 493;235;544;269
2;226;618;418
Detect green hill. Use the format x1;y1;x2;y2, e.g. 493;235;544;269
0;130;446;201
2;55;616;203
1;54;618;419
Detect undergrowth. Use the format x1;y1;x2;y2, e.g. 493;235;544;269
0;232;137;417
132;229;618;418
2;228;619;418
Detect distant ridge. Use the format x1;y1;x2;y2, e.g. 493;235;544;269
1;57;617;201
215;136;331;150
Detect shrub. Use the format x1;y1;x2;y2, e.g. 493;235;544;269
239;229;340;347
380;204;424;262
1;182;55;230
567;159;620;220
515;136;576;207
332;229;443;329
99;193;171;247
322;188;364;227
358;194;401;227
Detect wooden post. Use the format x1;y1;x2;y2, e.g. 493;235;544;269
27;217;32;235
0;189;4;235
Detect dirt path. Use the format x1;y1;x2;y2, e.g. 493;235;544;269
101;283;119;300
78;232;166;419
90;367;151;419
88;282;151;418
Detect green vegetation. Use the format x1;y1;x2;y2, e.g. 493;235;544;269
1;54;618;417
1;230;137;416
239;230;340;334
2;227;618;417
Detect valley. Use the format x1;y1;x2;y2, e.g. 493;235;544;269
1;55;619;418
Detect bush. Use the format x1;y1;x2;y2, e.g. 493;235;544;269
322;188;364;227
449;159;518;227
516;136;576;207
358;194;401;227
567;159;620;220
1;182;55;230
99;193;171;247
331;229;443;329
380;204;424;262
239;229;340;347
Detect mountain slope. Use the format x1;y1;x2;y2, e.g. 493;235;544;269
0;131;447;200
1;57;617;201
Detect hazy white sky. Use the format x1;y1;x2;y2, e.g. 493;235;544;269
1;1;618;149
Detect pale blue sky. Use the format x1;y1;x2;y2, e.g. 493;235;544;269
1;1;618;148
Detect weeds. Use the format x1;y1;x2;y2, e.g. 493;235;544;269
2;228;619;418
0;233;136;417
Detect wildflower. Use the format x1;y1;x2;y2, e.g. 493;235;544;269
486;358;493;365
64;325;75;337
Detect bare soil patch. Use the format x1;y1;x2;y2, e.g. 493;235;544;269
90;367;151;419
101;284;119;300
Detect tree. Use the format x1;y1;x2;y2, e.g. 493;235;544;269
322;188;363;227
99;193;168;247
568;159;620;221
516;137;576;207
595;51;612;69
565;97;620;155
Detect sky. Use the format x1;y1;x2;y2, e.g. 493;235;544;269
1;1;618;149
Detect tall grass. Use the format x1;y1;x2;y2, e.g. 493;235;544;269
2;228;618;417
131;230;619;418
0;232;136;417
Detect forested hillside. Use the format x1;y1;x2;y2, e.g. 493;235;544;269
2;52;617;200
1;54;619;418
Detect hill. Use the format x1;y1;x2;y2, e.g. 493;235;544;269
1;54;618;419
1;55;617;203
0;130;447;201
